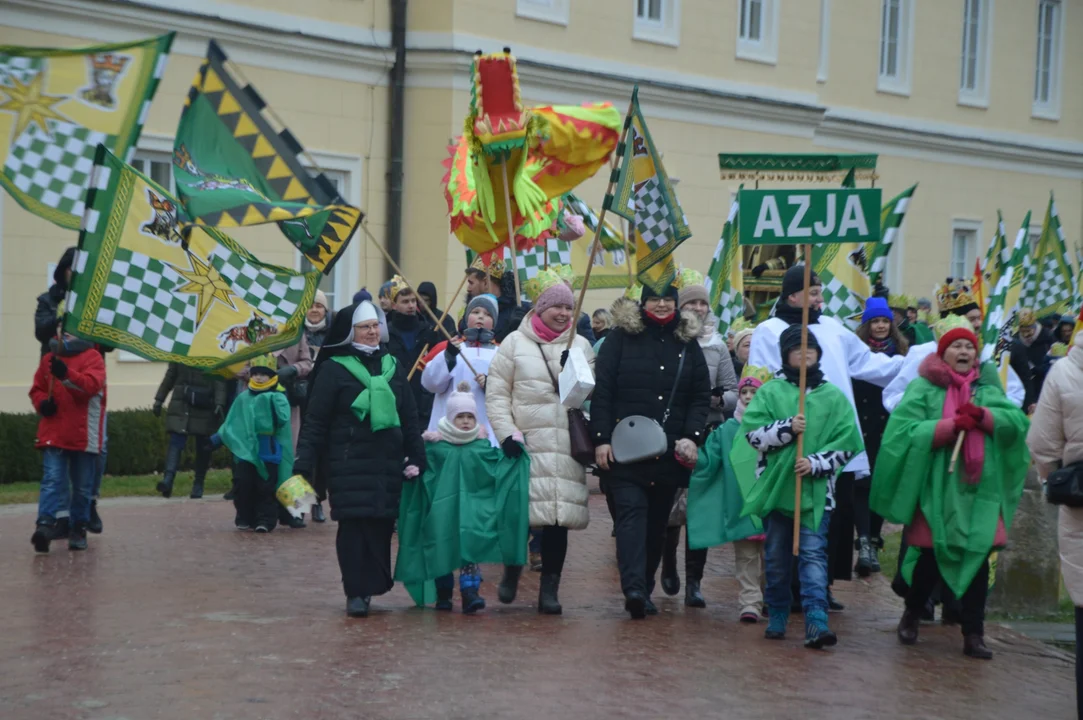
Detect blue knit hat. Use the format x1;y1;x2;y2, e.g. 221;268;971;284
862;296;892;324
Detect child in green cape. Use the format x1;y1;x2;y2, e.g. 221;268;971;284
737;325;863;649
687;365;771;623
871;316;1029;660
395;382;529;613
211;355;293;532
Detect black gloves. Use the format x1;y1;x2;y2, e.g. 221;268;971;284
152;401;163;417
560;349;569;369
501;436;524;459
751;263;769;278
445;341;459;371
39;399;57;417
509;306;527;329
277;365;298;380
50;357;68;379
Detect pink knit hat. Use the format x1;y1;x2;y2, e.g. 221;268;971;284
534;280;574;316
445;381;477;422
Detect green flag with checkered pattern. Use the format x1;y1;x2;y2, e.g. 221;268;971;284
981;212;1031;386
1021;193;1075;317
704;194;743;337
63;145;319;370
866;184;917;286
0;34;173;229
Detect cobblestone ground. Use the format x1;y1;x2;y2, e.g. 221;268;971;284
0;484;1074;720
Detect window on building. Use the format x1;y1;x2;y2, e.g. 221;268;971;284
959;0;991;106
951;222;979;282
516;0;570;26
878;0;913;95
817;0;831;82
633;0;680;46
1034;0;1063;118
737;0;778;65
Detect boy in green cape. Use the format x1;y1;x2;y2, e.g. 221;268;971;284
211;355;293;532
687;365;772;623
737;326;863;649
871;316;1029;660
395;382;529;613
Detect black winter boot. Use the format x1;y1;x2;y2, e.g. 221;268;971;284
660;526;681;596
68;522;88;551
311;502;326;523
855;537;875;578
157;441;183;498
685;579;706;608
498;565;523;604
537;573;563;615
190;438;211;499
87;501;103;534
31;519;58;553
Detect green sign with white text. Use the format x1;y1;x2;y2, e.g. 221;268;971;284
738;188;882;245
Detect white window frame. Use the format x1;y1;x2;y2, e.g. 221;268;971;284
1033;0;1064;120
958;0;993;108
736;0;779;66
516;0;570;27
817;0;831;83
877;0;914;97
950;219;982;282
633;0;681;47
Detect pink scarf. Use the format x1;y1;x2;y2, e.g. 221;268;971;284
942;366;983;483
530;313;563;343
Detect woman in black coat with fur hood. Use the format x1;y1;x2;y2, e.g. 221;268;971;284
294;300;425;618
590;284;711;619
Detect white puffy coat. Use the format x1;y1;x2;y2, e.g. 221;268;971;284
486;311;595;530
1027;332;1083;605
421;342;500;447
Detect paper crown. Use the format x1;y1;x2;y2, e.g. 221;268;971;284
470;254;506;280
674;268;704;289
888;293;914;311
524;266;571;303
388;275;411;302
936;278;979;316
623;283;643;302
1050;342;1069;359
729;317;754;336
249;354;277;373
1018;307;1038;328
932;314;973;341
740;364;774;385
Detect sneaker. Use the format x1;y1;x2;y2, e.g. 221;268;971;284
254;524;272;533
68;524;88;551
804;609;838;649
765;609;788;639
87;501;103;535
283;515;306;529
854;537;875;578
31;522;56;553
740;611;761;624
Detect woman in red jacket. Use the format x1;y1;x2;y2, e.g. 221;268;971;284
28;331;106;553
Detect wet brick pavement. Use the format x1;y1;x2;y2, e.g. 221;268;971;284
0;485;1074;720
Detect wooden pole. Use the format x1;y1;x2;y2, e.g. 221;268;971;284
625;234;633;288
406;269;471;381
500;161;523;303
793;245;813;556
567;93;638;349
359;224;480;377
949;431;966;473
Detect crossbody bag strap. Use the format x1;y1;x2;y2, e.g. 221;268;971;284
661;348;686;424
533;340;561;393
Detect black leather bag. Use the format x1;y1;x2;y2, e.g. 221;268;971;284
535;341;595;466
1046;461;1083;508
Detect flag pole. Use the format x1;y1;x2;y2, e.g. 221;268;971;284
626;234;634;288
500;161;523;303
793;245;812;556
567;92;638;350
406;270;471;381
360;224;480;378
949;432;966;473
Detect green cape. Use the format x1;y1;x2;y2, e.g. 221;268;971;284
870;362;1029;597
395;439;531;606
218;388;293;487
687;419;762;549
912;322;935;345
735;379;864;531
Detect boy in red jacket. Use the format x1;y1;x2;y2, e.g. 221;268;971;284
28;329;106;552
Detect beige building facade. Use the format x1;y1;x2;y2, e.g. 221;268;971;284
1;0;1080;410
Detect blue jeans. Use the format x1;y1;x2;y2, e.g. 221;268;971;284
39;448;97;525
763;509;832;614
93;433;108;498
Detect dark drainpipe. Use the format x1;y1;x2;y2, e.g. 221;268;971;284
385;0;407;277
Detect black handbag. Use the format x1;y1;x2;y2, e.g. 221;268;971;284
535;341;596;466
184;385;215;410
1046;461;1083;507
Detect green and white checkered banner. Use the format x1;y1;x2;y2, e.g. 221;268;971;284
704;195;744;337
866;184;917;286
981;212;1031;388
1022;194;1075;317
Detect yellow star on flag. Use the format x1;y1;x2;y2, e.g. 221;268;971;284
0;71;70;139
171;252;237;325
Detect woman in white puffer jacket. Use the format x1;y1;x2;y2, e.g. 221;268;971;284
1027;328;1083;717
486;274;595;616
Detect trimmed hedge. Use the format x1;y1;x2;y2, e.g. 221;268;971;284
0;408;231;484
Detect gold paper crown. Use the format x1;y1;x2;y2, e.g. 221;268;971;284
523;267;569;304
1018;307;1037;328
936;278;979;315
729;317;754;335
932;314;972;341
674;268;704;289
739;364;774;385
470;254;506;280
552;263;575;286
249;354;277;372
623;283;643;302
388;275;411;302
888;293;914;311
1050;342;1069;358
